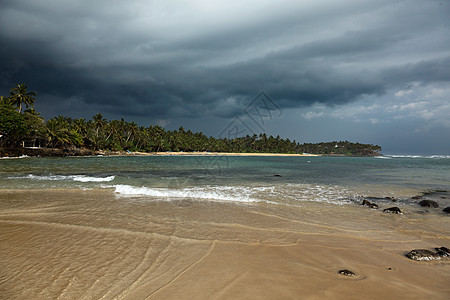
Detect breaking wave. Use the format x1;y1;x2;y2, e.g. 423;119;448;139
8;174;116;182
111;183;354;206
112;184;259;203
384;155;450;159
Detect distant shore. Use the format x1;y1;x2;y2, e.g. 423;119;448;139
116;151;321;157
0;147;322;158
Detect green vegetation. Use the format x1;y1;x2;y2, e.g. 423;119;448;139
0;84;382;156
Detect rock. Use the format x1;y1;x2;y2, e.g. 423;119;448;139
273;174;282;177
383;207;402;214
435;247;450;257
411;195;422;200
361;200;378;209
338;269;356;276
406;249;441;261
385;196;397;202
419;200;439;208
443;207;450;213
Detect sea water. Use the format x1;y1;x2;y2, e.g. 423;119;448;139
1;155;450;208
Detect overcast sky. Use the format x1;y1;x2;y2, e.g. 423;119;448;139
1;0;449;154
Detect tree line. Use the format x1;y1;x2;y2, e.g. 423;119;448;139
0;84;382;156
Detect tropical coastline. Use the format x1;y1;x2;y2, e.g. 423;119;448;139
1;155;449;299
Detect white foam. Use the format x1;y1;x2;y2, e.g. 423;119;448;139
113;184;258;203
72;175;115;182
111;183;356;206
8;174;115;182
385;155;450;159
0;155;29;159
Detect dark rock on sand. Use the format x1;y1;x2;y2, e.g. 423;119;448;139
361;200;378;209
406;249;441;261
273;174;282;177
419;200;439;208
435;247;450;257
383;207;402;214
385;196;397;202
338;269;356;276
443;207;450;213
406;247;450;261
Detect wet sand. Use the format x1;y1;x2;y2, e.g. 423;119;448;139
1;189;449;299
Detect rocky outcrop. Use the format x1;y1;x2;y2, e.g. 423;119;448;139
418;200;439;208
383;207;402;214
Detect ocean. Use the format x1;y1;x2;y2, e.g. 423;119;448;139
1;155;450;208
1;155;449;299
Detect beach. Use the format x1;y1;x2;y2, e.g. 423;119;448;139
1;155;449;299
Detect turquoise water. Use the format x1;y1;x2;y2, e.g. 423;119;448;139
1;155;449;208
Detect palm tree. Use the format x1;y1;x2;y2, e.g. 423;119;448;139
92;113;106;138
9;84;37;113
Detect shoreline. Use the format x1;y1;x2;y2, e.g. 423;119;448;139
1;147;322;158
122;151;321;157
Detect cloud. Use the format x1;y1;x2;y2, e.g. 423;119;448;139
0;0;449;153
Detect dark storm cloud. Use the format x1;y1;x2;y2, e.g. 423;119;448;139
1;0;449;121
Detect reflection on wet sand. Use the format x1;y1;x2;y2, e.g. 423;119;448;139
1;189;449;299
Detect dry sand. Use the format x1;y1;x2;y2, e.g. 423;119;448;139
1;189;449;299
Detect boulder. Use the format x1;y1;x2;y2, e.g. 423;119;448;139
419;200;439;208
383;207;402;214
273;174;282;177
406;249;441;261
443;207;450;213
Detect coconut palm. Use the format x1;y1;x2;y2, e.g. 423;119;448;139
9;84;37;113
92;113;106;138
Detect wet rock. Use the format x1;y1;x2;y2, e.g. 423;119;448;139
406;247;450;261
383;207;402;214
338;269;356;276
443;207;450;213
385;196;397;202
435;247;450;257
273;174;282;177
361;199;378;209
411;195;422;200
419;200;439;208
406;249;441;261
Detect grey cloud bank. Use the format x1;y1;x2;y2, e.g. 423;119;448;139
1;0;449;154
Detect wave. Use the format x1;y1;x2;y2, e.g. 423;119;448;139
112;184;259;203
111;183;356;206
0;155;29;159
384;155;450;159
8;174;115;182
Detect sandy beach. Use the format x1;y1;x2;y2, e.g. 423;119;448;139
1;188;449;299
108;151;321;157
